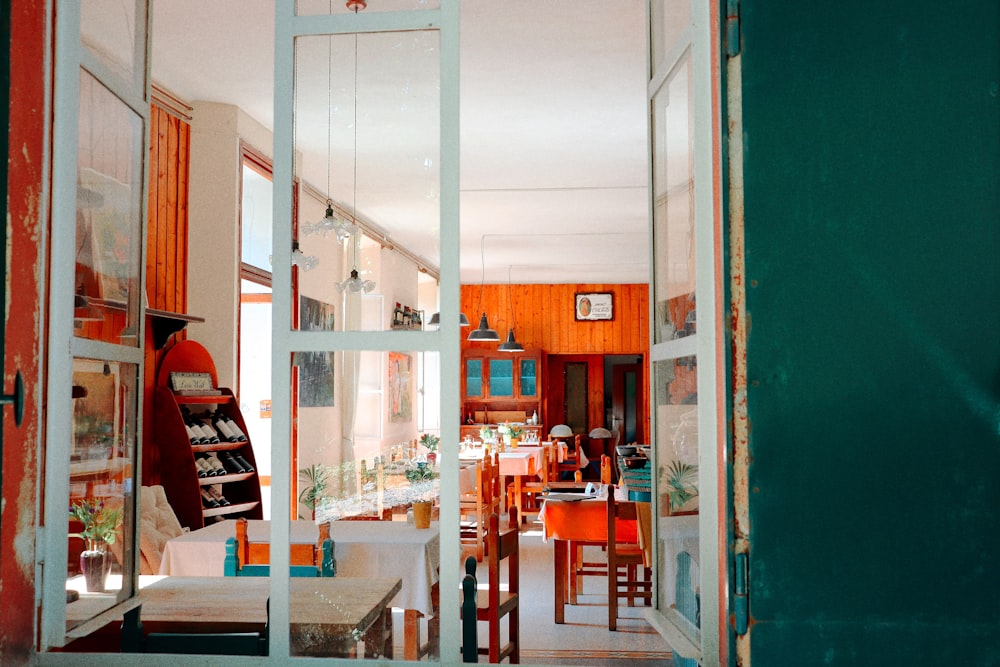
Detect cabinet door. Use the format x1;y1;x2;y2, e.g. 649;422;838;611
488;358;514;398
465;358;484;398
518;357;538;398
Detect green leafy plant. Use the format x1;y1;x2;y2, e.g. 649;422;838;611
479;424;495;441
498;423;524;439
298;463;331;518
69;498;123;552
405;464;437;483
419;433;440;452
661;460;699;513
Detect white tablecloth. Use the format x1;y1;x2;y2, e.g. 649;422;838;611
159;518;440;615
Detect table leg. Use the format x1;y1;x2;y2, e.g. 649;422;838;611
514;476;524;524
362;605;393;659
554;539;567;624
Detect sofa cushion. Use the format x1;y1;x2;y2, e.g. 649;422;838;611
138;485;184;574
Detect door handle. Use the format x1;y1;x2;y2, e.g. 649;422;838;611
1;371;25;427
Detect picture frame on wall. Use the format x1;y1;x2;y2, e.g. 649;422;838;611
297;296;336;408
575;292;614;321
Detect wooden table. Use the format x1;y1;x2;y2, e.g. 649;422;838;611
538;493;637;623
126;576;401;657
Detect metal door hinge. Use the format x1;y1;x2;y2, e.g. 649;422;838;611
726;0;741;57
734;551;749;635
1;370;25;426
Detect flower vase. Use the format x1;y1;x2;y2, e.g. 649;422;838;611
510;437;519;448
427;452;437;465
80;550;110;593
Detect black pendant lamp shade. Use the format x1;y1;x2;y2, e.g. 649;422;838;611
427;311;471;328
497;327;524;352
467;313;500;341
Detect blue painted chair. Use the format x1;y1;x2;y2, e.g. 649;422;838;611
222;535;335;577
121;601;269;656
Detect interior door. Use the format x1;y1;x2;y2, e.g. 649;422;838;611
611;362;643;445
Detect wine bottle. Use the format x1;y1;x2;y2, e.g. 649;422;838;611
196;456;218;476
204;453;227;476
183;421;201;445
188;419;210;444
220;451;247;474
212;411;239;442
200;488;220;508
233;453;255;473
219;414;247;442
205;486;231;506
198;419;221;444
193;456;210;477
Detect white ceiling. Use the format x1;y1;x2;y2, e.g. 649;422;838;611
150;1;650;284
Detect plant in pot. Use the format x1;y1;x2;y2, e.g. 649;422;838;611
298;463;331;520
498;422;524;447
660;460;699;515
69;498;122;593
419;433;440;464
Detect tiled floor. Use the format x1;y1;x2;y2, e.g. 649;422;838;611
514;522;673;666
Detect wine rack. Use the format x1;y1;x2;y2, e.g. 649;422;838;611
153;341;263;530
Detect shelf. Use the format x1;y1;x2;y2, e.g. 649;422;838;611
146;308;205;349
203;501;259;518
172;393;233;405
190;441;247;454
199;471;255;485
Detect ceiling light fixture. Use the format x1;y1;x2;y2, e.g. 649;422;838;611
497;265;524;352
467;235;500;342
303;23;355;244
337;18;375;295
427;311;471;328
291;240;318;271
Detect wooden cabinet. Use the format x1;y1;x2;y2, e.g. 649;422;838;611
461;349;544;428
154;341;263;530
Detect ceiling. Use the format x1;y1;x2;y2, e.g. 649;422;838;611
150;1;650;285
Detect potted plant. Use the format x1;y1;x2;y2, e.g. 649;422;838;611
498;422;524;447
69;498;123;592
298;463;331;520
660;460;699;515
479;424;495;443
419;433;440;464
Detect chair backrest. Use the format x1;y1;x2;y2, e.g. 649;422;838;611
635;501;653;567
234;516;335;571
122;603;269;656
487;508;519;608
606;485;640;544
600;454;612;485
224;536;335;577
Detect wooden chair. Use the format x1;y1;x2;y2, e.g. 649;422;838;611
600;454;613;484
460;453;500;561
606;485;652;630
121;603;268;656
234;516;333;568
461;508;520;664
461;557;479;663
223;536;335;577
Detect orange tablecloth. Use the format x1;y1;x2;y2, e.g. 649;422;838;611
538;495;638;543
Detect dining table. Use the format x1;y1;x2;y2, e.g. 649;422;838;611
68;575;401;657
537;490;637;623
159;518;440;617
459;442;572;521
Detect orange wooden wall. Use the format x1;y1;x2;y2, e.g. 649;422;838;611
460;283;649;355
143;104;191;484
461;283;651;441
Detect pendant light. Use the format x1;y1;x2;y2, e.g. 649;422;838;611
336;24;375;295
467;235;500;341
497;265;524;352
426;311;471;328
303;28;355;244
291;240;318;271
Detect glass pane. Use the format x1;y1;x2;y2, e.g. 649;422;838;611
292;30;440;331
241;164;274;272
81;0;144;89
519;357;537;397
291;350;440;659
488;358;514;398
74;70;144;346
653;356;700;633
66;359;138;628
652;51;695;344
649;0;691;80
465;358;483;398
296;0;439;16
239;280;273;493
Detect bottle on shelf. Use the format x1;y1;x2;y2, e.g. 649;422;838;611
233;453;255;473
193;457;212;477
200;488;220;508
203;453;227;476
220;412;248;442
205;486;231;506
197;417;221;444
220;451;247;474
212;411;240;443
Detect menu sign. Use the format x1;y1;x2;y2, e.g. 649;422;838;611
575;292;614;321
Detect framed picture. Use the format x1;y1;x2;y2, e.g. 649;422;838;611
575;292;614;321
388;351;413;423
297;296;336;408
